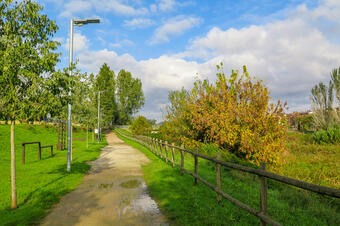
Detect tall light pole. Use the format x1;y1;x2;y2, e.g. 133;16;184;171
97;91;100;143
67;18;100;172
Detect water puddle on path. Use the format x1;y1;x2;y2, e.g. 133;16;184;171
97;183;114;189
119;179;142;189
117;180;168;225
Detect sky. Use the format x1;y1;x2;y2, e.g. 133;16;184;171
38;0;340;122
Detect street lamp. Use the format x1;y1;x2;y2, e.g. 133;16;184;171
67;18;100;172
97;91;101;143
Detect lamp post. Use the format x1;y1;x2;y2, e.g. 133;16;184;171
67;18;100;172
97;91;100;143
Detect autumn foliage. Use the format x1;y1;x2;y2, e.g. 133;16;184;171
162;64;287;165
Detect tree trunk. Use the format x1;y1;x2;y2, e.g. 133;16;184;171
11;120;17;209
92;128;94;143
86;124;89;149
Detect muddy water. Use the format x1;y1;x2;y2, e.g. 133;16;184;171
41;132;168;226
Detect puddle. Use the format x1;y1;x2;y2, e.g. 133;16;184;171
119;179;141;189
117;186;166;224
97;183;114;189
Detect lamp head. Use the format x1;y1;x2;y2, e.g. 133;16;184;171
74;19;100;26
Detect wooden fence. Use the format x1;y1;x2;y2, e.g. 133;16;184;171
115;129;340;226
22;142;54;164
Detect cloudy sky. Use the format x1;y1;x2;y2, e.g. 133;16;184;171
39;0;340;121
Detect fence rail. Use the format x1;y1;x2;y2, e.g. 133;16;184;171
115;129;340;226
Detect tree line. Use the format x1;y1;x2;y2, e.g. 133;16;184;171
0;0;144;209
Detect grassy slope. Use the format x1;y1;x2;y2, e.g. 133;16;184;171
116;130;339;226
0;124;106;225
272;131;340;189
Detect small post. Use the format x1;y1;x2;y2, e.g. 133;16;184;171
180;144;184;176
64;123;66;149
159;140;163;158
60;123;63;150
155;139;159;155
38;142;41;160
165;141;168;163
194;149;198;186
171;142;175;168
216;153;222;202
51;146;53;156
22;144;25;165
57;122;60;150
260;162;267;226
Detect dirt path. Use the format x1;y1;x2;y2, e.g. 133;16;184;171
41;132;168;226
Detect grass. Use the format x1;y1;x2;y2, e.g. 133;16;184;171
116;129;340;226
0;124;106;225
271;131;340;189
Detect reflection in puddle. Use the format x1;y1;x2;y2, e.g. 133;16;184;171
120;179;142;189
117;181;167;225
97;183;114;189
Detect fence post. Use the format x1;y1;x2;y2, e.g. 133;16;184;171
60;123;63;150
51;146;53;156
22;144;25;165
155;139;159;156
159;140;163;158
216;153;222;202
180;144;184;176
260;162;267;226
165;141;168;163
194;149;198;186
171;143;175;168
38;142;41;160
57;122;60;150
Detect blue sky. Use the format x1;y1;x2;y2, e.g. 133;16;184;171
38;0;340;121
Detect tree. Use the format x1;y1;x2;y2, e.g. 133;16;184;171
94;63;117;126
130;116;152;135
0;0;60;208
311;68;340;130
73;72;97;148
116;69;145;124
159;88;191;144
162;64;287;165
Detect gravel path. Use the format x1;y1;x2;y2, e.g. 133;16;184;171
41;132;168;226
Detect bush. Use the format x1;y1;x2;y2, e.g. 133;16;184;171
130;116;152;135
312;125;340;144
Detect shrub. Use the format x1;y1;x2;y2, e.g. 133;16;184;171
312;125;340;144
162;64;287;166
130;116;152;135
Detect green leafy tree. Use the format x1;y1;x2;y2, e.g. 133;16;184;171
94;63;117;126
159;88;191;144
0;0;60;209
116;69;145;124
73;72;97;148
162;64;287;165
130;116;152;135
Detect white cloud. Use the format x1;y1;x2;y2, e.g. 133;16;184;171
70;1;340;120
150;16;202;44
63;32;89;52
59;0;148;18
109;39;135;48
93;0;148;16
150;0;193;13
158;0;176;12
123;18;155;29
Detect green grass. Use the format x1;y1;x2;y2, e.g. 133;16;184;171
271;131;340;189
116;129;340;226
0;124;106;225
